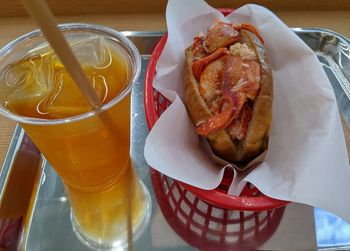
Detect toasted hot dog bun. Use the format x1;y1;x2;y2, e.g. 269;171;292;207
184;29;273;164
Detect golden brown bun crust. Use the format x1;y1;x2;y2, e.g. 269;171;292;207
184;29;273;163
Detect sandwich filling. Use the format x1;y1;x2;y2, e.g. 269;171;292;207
191;21;263;141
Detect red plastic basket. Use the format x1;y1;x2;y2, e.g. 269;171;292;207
144;9;288;211
150;168;285;250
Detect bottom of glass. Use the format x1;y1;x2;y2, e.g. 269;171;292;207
70;180;152;250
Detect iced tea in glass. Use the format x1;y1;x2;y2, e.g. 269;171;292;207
0;23;150;248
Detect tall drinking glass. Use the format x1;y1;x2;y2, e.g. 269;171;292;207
0;23;151;249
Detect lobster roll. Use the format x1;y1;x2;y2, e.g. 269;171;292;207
184;21;273;165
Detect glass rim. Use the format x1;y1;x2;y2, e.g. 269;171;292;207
0;23;141;125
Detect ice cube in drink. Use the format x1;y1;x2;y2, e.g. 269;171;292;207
0;37;129;119
0;54;53;117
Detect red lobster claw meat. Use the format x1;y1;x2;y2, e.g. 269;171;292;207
192;47;228;81
195;54;261;136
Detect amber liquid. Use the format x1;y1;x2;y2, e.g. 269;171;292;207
0;38;146;244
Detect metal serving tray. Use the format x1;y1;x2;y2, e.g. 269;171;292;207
0;29;349;250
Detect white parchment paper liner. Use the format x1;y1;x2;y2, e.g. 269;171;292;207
144;0;350;223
